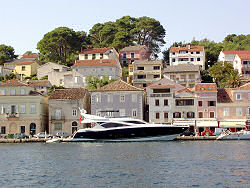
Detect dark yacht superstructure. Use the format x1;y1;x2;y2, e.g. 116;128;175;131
66;109;188;142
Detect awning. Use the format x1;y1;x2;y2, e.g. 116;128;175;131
196;121;218;127
219;121;246;128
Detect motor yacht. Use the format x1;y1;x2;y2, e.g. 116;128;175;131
64;109;188;142
217;130;250;140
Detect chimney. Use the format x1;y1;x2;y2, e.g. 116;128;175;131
178;43;181;49
187;43;191;49
97;83;100;89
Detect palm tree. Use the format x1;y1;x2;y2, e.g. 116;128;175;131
226;70;240;88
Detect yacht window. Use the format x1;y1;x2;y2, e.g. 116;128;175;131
124;121;146;124
101;123;129;128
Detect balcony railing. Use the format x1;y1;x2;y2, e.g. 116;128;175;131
5;113;19;118
150;93;172;97
51;116;65;121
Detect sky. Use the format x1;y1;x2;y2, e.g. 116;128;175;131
0;0;250;55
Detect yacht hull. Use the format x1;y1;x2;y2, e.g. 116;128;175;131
217;133;250;140
68;126;188;142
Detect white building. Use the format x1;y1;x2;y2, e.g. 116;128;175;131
218;50;250;62
233;53;250;77
169;44;205;69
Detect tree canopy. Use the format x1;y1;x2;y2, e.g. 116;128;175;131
37;27;89;66
208;62;240;88
0;44;17;64
86;75;116;90
89;16;166;54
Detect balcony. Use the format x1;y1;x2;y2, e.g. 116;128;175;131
51;116;65;121
5;113;19;119
150;93;173;97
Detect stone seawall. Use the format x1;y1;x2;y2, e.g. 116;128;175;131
0;138;48;143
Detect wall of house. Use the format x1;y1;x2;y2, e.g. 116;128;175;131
0;95;48;136
91;91;144;120
37;63;68;79
196;92;217;119
48;71;70;86
16;65;32;77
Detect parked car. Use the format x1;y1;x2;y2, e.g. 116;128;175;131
14;133;29;139
56;132;71;138
180;131;195;136
34;132;52;138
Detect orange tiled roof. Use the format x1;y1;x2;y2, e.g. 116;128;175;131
73;59;117;67
222;50;250;54
170;46;204;53
149;84;175;88
195;83;217;92
236;53;250;60
234;82;250;90
49;88;88;100
217;88;233;103
79;47;113;54
22;54;38;59
93;79;143;92
17;61;35;65
27;80;51;87
0;79;29;87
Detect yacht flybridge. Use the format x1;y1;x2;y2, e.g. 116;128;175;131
63;109;189;142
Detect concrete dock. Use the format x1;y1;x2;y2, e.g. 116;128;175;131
176;136;218;140
0;138;49;143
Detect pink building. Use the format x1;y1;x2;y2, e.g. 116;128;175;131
119;45;150;66
217;82;250;132
194;83;218;133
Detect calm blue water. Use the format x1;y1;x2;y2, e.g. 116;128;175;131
0;141;249;188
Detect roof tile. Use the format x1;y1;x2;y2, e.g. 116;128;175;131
49;88;88;100
73;59;117;67
170;46;204;53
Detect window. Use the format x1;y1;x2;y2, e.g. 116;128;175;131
190;58;194;61
153;66;160;70
198;112;203;118
100;53;103;59
173;52;175;55
142;83;147;87
155;112;160;119
132;94;137;103
154;75;160;78
187;112;195;118
1;105;6;114
137;67;144;70
1;89;6;95
197;58;200;61
22;66;25;71
236;108;242;116
20;126;25;134
172;58;175;62
11;105;17;113
30;104;36;114
59;79;63;85
20;88;25;95
189;74;195;79
92;54;96;60
75;68;78;72
209;111;215;118
107;95;113;103
198;101;202;107
96;94;101;103
208;101;216;106
54;123;62;131
10;89;16;95
137;75;146;79
72;121;77;127
176;99;194;106
191;52;193;54
120;109;125;117
123;53;126;58
164;112;168;119
85;54;88;60
1;126;6;134
123;60;127;65
120;95;125;102
155;99;159;106
173;112;181;118
131;52;135;58
72;109;77;116
236;93;242;100
20;104;26;114
196;51;200;54
224;108;229;116
164;99;168;106
247;107;250;115
132;109;137;117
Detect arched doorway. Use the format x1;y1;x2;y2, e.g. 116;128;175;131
9;122;17;134
72;121;78;134
30;123;36;135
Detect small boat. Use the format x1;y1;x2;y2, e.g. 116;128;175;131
217;130;250;140
46;138;61;143
63;109;189;142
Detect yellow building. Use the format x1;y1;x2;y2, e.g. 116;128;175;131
0;80;48;137
15;61;39;78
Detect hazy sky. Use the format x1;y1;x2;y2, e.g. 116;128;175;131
0;0;249;55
